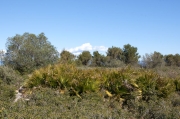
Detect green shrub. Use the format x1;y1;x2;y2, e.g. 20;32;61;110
0;84;15;102
0;66;23;86
25;63;177;102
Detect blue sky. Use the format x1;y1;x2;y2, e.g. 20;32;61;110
0;0;180;57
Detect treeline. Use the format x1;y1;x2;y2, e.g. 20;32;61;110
1;32;180;74
60;44;140;67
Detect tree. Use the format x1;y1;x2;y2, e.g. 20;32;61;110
5;32;59;73
174;54;180;67
106;46;123;60
59;50;75;63
122;44;140;64
78;51;92;66
142;51;163;68
164;54;180;67
91;51;106;66
106;46;126;67
164;54;176;66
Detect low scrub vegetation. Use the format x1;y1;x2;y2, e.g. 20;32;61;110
25;63;177;101
1;64;180;118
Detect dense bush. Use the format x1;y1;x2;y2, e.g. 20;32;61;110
25;63;177;102
126;93;180;119
0;66;23;86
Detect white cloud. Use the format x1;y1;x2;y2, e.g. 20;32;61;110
66;43;108;55
93;46;108;52
72;52;82;56
68;43;92;53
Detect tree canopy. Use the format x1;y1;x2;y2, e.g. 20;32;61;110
122;44;140;64
78;51;92;66
106;46;123;60
59;50;75;63
91;51;106;66
164;54;180;67
4;32;59;73
3;32;180;69
142;51;163;68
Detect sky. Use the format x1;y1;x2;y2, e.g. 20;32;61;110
0;0;180;57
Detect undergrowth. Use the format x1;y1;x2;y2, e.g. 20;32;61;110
1;64;180;118
25;63;178;101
